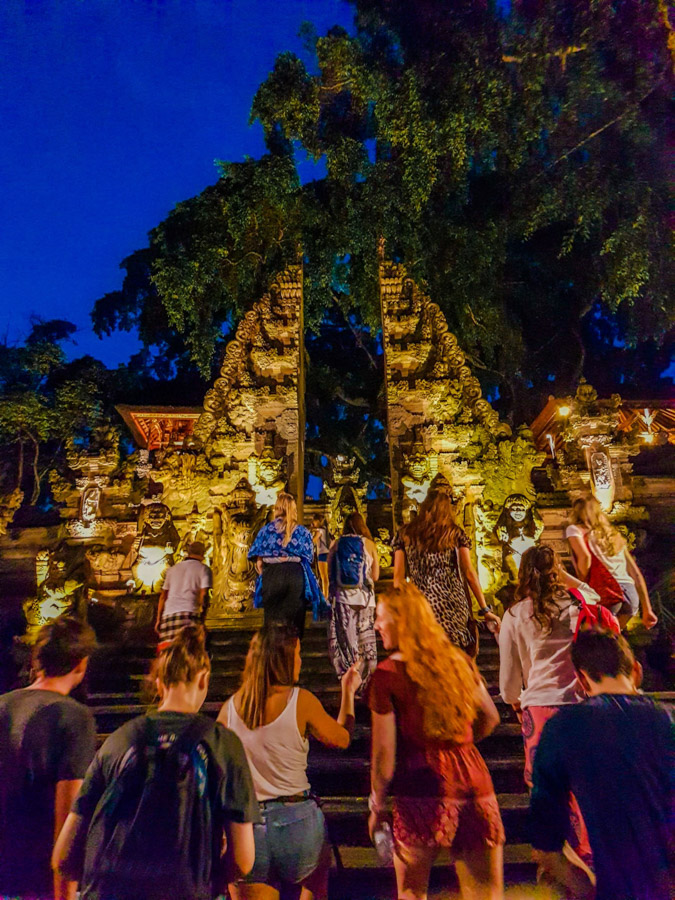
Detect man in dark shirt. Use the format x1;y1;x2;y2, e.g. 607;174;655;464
0;615;97;900
530;629;674;900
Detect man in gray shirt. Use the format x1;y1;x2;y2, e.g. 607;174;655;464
155;541;212;649
0;615;97;899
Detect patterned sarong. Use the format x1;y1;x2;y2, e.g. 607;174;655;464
328;600;377;687
158;611;201;650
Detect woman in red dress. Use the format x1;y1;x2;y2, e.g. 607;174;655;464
367;584;504;900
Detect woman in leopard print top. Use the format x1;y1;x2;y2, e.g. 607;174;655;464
392;490;500;651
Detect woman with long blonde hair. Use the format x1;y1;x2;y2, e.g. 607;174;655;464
220;625;361;900
368;584;504;900
248;493;325;639
566;496;657;630
392;489;500;652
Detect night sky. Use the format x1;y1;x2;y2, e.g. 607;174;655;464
0;0;352;364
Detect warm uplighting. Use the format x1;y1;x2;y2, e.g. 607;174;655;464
558;404;571;417
641;432;655;444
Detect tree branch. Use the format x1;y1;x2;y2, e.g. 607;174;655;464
542;86;660;174
330;292;379;371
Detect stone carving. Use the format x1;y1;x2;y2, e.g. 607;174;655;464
380;255;544;600
126;501;179;593
85;544;129;592
494;494;544;582
400;436;438;520
375;528;393;569
211;478;267;615
379;255;514;530
191;267;305;515
248;433;286;508
23;547;84;644
549;379;642;513
324;455;367;537
0;486;23;538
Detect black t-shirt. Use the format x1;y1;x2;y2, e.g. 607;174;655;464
0;687;97;896
530;694;675;900
74;710;260;897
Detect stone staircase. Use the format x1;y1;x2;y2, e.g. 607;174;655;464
84;618;674;897
85;620;537;897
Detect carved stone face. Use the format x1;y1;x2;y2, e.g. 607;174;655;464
505;495;530;523
81;487;100;523
142;503;170;535
257;453;283;487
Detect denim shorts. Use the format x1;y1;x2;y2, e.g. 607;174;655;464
609;581;640;618
240;798;327;886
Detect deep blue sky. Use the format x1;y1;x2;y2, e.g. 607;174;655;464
0;0;352;364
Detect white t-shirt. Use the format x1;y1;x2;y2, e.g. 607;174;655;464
565;524;633;586
499;581;600;708
162;558;212;616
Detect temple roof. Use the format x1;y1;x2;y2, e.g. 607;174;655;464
531;396;675;458
116;405;202;450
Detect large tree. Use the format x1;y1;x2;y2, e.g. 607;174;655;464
92;0;674;465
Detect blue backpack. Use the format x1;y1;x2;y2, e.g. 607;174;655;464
333;535;368;589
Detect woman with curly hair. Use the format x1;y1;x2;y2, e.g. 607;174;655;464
566;495;657;630
392;490;500;653
499;544;603;869
367;584;504;900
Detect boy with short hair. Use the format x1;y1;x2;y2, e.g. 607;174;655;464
0;615;97;900
530;629;674;900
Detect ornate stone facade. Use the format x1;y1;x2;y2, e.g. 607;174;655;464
379;257;544;599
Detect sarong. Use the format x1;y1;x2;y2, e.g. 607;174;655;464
328;600;377;687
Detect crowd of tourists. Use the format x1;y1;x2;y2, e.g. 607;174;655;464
0;491;672;900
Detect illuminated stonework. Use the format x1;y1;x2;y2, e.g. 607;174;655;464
211;478;268;616
324;455;367;537
379;257;544;599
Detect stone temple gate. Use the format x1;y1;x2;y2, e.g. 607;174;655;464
2;258;669;637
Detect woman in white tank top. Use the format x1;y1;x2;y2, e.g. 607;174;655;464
218;625;361;900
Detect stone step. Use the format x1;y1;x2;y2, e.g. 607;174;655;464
321;793;530;846
307;756;527;797
327;844;537;898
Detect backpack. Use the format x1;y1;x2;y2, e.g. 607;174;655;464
333;535;368;590
82;716;221;900
570;587;620;640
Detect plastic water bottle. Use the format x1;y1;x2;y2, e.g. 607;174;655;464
373;820;394;865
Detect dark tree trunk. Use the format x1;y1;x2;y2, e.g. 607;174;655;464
16;439;24;491
30;437;40;505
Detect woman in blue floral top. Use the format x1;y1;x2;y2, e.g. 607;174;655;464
248;493;325;639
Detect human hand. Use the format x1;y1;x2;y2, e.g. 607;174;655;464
642;609;658;630
368;809;388;843
341;663;363;696
485;611;501;634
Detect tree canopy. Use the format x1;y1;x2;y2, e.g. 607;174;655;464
92;0;672;437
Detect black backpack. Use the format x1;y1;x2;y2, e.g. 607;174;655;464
81;715;222;900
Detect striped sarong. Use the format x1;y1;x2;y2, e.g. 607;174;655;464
158;611;201;649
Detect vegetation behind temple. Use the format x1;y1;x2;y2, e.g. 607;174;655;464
1;0;673;510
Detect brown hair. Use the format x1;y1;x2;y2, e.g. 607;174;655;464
238;626;298;730
273;492;298;547
33;615;97;678
570;496;625;557
515;544;568;632
343;511;372;540
380;585;478;741
154;625;211;688
400;490;463;553
571;630;635;682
